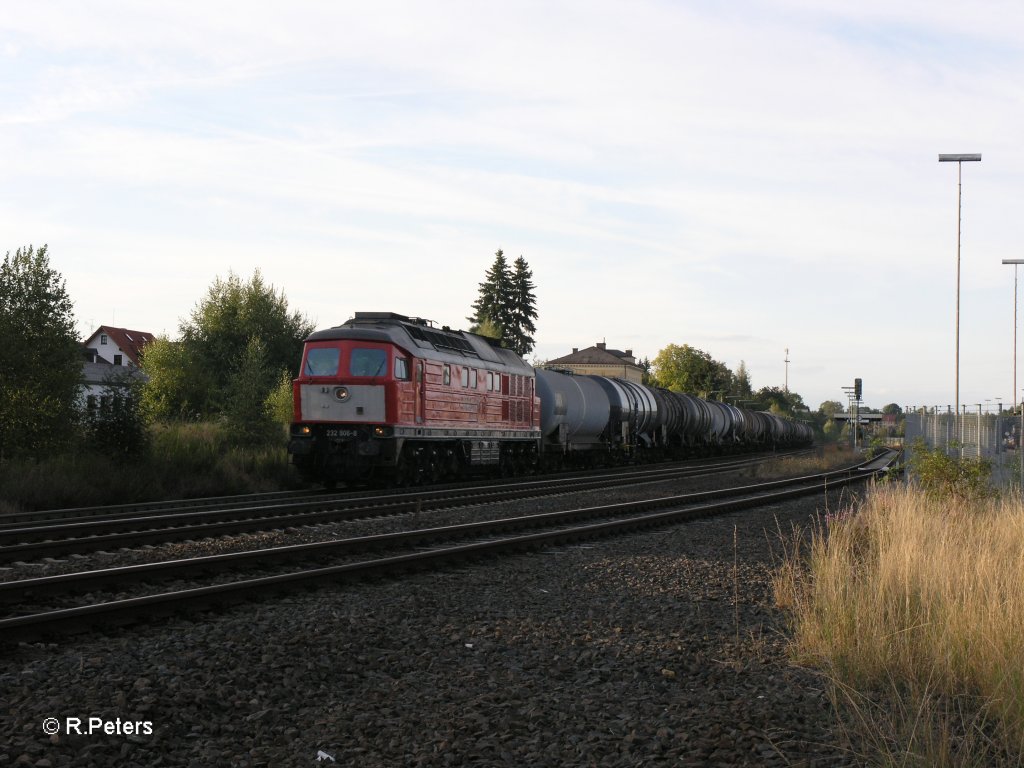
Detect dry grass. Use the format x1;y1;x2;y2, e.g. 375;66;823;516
776;484;1024;766
753;443;858;479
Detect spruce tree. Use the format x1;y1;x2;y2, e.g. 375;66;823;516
468;249;539;356
468;249;513;340
508;256;538;356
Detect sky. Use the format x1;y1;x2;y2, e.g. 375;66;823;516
3;1;1024;412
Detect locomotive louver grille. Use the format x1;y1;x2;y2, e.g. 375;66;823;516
405;325;481;357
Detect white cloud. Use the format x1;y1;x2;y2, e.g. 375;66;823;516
3;1;1024;408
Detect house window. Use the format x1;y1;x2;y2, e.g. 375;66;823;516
114;354;122;365
100;334;108;345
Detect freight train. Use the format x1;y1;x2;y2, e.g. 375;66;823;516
287;312;814;486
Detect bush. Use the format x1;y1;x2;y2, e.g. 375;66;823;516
907;438;993;504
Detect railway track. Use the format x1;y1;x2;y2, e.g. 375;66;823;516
0;452;803;562
0;450;896;642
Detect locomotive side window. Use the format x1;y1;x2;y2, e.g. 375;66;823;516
350;348;387;377
460;367;469;387
395;357;410;381
487;372;494;390
471;369;478;388
443;365;451;386
305;348;340;376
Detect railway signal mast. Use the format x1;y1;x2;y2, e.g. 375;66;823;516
841;378;863;449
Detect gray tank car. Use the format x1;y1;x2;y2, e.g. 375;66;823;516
535;368;813;465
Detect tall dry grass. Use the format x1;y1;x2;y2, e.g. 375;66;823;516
776;483;1024;765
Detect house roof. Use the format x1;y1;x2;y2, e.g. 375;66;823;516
85;326;155;366
546;343;640;368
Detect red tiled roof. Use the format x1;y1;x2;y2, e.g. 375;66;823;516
86;326;155;366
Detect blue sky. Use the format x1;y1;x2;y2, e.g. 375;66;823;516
3;1;1024;411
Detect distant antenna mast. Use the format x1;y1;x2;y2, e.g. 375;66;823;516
784;347;790;392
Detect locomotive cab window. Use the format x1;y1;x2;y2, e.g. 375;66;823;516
395;357;410;381
349;348;387;377
304;348;340;376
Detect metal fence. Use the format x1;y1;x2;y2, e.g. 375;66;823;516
904;409;1024;487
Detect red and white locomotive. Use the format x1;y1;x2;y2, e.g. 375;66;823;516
288;312;541;485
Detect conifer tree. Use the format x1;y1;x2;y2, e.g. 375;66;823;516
468;249;513;339
508;256;538;356
468;249;538;357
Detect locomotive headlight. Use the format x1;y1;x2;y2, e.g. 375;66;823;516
374;426;385;436
301;425;311;435
334;386;350;401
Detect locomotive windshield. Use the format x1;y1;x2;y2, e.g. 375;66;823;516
304;348;340;376
349;348;387;377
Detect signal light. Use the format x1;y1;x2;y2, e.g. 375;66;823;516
854;378;862;400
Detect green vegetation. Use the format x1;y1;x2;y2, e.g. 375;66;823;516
142;269;313;429
0;245;83;462
467;249;539;356
907;437;993;503
776;458;1020;764
0;422;298;513
0;250;312;512
650;343;733;397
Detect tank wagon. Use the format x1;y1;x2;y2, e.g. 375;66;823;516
288;312;814;485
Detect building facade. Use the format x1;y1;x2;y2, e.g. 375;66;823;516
542;342;645;383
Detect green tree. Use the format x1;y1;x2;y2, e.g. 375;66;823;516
468;250;513;340
472;315;503;341
140;336;213;421
224;336;278;445
143;269;313;424
651;343;734;396
882;403;903;415
753;386;806;417
0;245;82;461
265;369;295;426
507;256;538;356
639;356;653;386
84;368;150;458
733;360;753;398
818;400;844;419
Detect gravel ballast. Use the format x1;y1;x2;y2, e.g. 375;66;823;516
0;484;863;767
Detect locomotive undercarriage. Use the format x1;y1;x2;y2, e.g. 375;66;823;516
289;424;539;487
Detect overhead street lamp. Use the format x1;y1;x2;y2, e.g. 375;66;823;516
939;152;982;434
1002;259;1024;411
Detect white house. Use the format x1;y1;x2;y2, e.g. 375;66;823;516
81;326;153;412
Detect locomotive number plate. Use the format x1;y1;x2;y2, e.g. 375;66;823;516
325;429;358;438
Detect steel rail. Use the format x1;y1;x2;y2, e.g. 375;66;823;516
0;450;810;528
0;453;805;562
0;454;893;641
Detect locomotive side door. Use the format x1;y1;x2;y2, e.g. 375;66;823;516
415;360;424;424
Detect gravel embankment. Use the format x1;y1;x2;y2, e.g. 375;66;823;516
1;481;865;767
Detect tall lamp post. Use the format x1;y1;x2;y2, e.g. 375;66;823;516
939;153;981;440
1002;259;1024;410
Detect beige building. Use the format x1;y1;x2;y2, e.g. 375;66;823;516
543;342;645;383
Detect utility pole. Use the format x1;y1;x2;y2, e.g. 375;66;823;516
784;348;790;393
